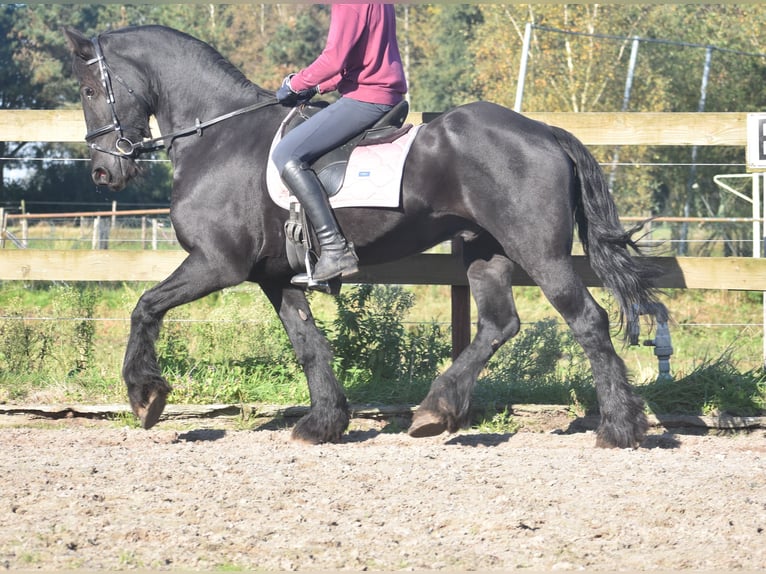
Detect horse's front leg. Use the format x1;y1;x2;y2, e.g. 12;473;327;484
124;252;247;429
260;281;349;444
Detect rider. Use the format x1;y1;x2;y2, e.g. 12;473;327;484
272;3;408;283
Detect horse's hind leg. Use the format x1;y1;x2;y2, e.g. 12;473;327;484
410;236;520;437
529;259;647;448
260;281;349;444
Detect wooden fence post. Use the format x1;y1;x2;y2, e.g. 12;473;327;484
91;217;98;250
151;219;158;250
91;217;110;250
450;237;471;360
20;218;28;248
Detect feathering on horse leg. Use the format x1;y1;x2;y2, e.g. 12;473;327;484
124;254;250;429
123;297;171;430
261;283;349;444
410;251;520;438
541;272;647;449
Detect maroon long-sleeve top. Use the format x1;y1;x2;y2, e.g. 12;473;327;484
289;4;407;106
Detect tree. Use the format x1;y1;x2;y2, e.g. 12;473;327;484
3;3;766;228
406;4;483;111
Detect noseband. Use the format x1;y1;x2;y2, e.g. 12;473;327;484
83;35;278;159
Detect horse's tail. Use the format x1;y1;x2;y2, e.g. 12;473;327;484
549;125;668;329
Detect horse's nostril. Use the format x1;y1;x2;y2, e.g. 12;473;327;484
92;168;111;185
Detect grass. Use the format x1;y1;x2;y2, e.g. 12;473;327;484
0;281;764;421
639;356;766;416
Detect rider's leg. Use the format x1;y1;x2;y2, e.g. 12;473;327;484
272;98;393;281
281;159;358;281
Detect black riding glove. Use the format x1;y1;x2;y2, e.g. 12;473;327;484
276;74;318;107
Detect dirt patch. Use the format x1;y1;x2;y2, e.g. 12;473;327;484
1;414;765;571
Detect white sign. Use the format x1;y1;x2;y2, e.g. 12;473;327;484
746;112;766;172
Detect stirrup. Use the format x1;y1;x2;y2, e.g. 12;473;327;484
290;248;341;294
290;273;332;293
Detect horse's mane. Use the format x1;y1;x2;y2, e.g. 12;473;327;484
105;25;274;98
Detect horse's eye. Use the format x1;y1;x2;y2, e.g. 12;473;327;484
83;86;95;100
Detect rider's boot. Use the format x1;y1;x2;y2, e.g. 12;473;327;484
281;160;358;282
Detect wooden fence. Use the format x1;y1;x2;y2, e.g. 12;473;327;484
2;110;766;356
0;109;750;146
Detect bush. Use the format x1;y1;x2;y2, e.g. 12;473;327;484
328;284;451;403
476;318;596;413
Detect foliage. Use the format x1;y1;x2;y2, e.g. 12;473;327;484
154;290;306;405
405;4;484;111
638;355;766;417
264;6;329;77
327;284;450;403
0;283;102;400
3;4;766;220
472;406;521;435
476;318;597;413
1;283;765;422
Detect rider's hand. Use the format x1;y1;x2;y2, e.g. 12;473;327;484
276;74;318;106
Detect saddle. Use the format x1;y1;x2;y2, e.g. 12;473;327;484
278;100;412;291
287;99;411;196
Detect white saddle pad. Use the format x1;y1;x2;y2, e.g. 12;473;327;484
267;123;423;210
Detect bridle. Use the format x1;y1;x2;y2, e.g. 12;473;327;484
83;35;278;159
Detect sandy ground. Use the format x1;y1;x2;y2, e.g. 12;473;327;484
0;414;764;572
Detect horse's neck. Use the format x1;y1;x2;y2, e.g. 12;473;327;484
153;71;253;141
134;45;258;144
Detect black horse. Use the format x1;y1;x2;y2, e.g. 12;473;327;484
65;25;666;448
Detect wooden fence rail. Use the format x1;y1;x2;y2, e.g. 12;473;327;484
1;250;765;292
0;110;749;146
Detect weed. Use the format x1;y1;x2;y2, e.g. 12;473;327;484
473;407;521;434
2;282;764;419
476;318;596;413
108;410;141;428
215;564;246;572
118;551;143;568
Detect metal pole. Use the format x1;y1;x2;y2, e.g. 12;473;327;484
609;36;640;190
761;172;766;368
514;22;533;113
681;45;713;255
622;37;640;111
754;174;761;259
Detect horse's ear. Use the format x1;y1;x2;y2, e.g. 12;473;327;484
63;27;94;61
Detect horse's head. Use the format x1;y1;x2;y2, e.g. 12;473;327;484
64;27;150;191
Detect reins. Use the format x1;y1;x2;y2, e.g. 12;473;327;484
84;35;278;159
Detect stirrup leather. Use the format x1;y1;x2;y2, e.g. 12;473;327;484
284;202;341;294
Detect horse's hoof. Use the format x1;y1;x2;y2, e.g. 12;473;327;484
291;411;347;444
408;410;446;438
290;429;341;445
133;389;167;430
